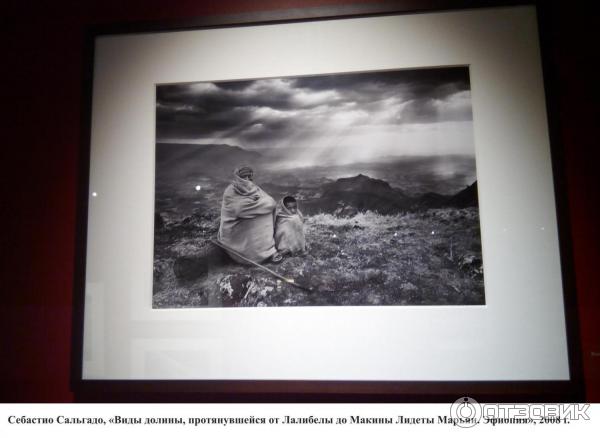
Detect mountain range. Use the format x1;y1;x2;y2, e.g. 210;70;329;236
155;142;479;214
302;173;478;214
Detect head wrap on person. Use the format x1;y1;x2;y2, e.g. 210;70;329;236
235;165;253;179
232;165;257;197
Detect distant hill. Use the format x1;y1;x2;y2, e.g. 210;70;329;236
323;173;399;194
412;182;478;210
304;174;410;214
303;174;478;214
449;181;478;208
156;143;261;181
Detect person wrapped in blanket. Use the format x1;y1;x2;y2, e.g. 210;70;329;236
218;165;284;264
274;196;306;257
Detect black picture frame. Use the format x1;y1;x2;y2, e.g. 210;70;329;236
71;0;583;402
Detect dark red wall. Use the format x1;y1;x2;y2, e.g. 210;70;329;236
1;0;598;402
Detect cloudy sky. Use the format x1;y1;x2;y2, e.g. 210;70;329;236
156;67;474;166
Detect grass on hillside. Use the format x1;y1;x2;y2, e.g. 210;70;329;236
152;208;484;307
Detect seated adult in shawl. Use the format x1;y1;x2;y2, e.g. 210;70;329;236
274;196;306;256
218;165;282;264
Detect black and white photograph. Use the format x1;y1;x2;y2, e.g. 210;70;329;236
153;67;485;308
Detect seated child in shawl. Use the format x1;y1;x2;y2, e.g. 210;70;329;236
274;196;306;256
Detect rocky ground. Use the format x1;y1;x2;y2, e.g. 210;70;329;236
152;207;484;307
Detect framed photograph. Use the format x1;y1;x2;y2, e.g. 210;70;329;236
73;1;582;400
154;66;483;309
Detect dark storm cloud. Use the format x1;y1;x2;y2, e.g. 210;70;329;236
294;67;470;100
155;67;472;144
214;81;253;91
400;93;473;124
157;81;296;113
